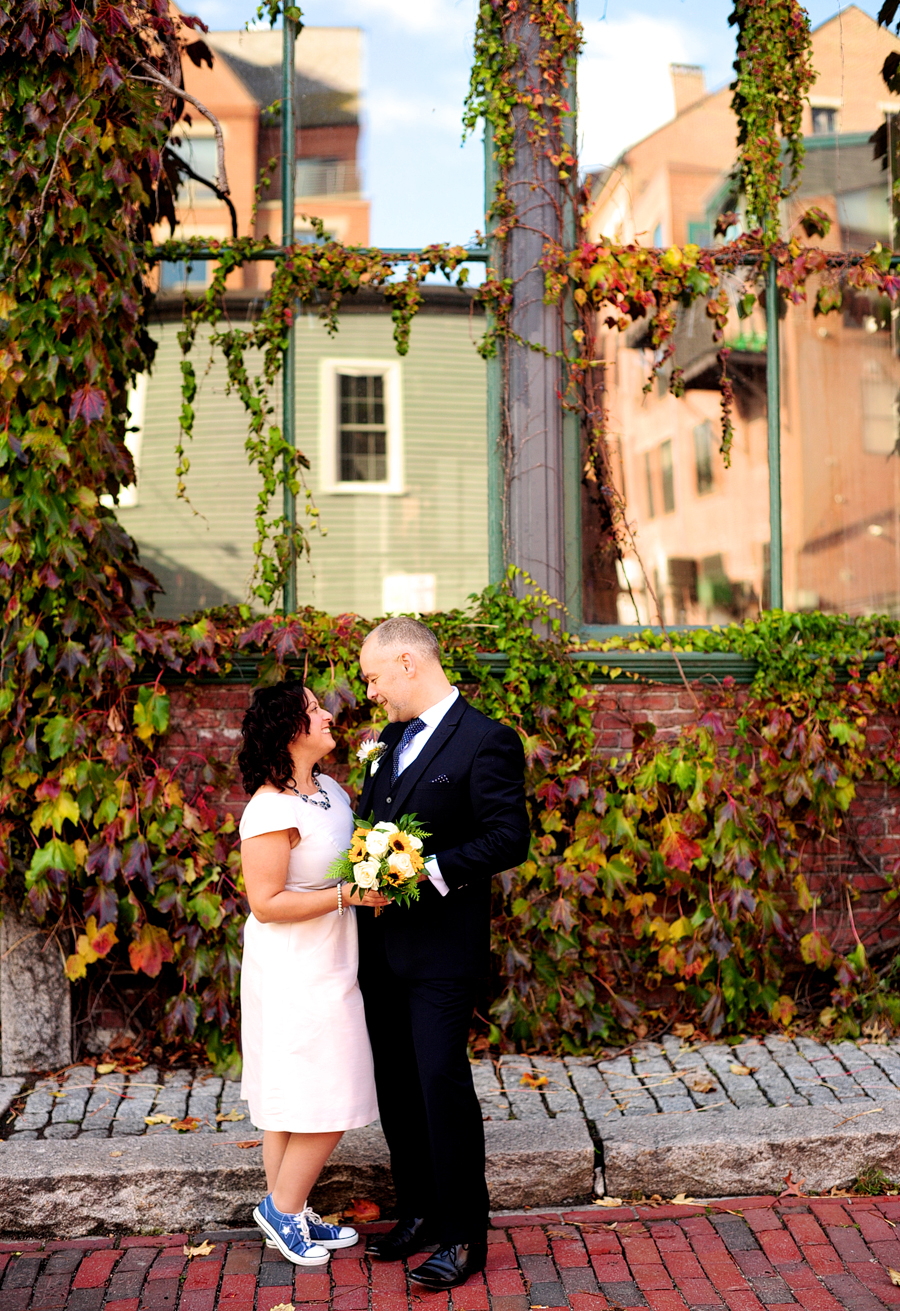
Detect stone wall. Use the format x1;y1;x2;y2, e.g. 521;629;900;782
160;679;900;958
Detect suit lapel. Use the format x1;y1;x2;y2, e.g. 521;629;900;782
387;696;468;819
358;722;402;817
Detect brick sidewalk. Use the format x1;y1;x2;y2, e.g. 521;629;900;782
3;1196;900;1311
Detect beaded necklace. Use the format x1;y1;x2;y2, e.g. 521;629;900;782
285;775;331;810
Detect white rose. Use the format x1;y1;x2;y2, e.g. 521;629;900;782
365;830;390;857
388;852;415;880
408;835;423;851
372;821;399;835
354;859;380;889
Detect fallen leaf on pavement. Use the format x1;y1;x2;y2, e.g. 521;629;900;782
235;1140;262;1148
266;1305;294;1311
344;1198;380;1223
520;1072;548;1089
730;1063;757;1076
829;1186;853;1198
109;1151;123;1158
780;1170;807;1198
319;1215;341;1225
673;1023;695;1039
183;1241;216;1259
689;1075;717;1093
671;1194;696;1205
144;1114;174;1126
171;1117;200;1133
96;1063;116;1075
889;1269;900;1287
593;1197;623;1207
216;1109;245;1123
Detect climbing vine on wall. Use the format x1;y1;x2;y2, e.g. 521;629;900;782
729;0;815;235
4;0;900;1070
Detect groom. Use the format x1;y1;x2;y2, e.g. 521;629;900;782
355;616;530;1289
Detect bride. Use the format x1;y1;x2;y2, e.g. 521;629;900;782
237;679;386;1265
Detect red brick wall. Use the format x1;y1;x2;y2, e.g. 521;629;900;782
161;680;900;958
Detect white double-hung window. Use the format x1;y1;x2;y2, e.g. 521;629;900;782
319;359;403;493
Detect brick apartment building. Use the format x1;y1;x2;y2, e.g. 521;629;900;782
155;24;369;293
586;6;900;625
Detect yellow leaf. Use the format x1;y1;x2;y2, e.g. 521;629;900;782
689;1075;716;1093
594;1196;623;1207
96;1063;116;1075
145;1114;174;1125
671;1193;696;1205
182;803;203;833
889;1269;900;1287
520;1072;548;1089
266;1304;295;1311
216;1109;245;1123
65;953;87;982
109;1151;123;1158
183;1241;216;1259
73;839;88;867
673;1022;695;1039
730;1063;757;1076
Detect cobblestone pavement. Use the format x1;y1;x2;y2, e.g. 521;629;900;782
3;1036;899;1144
4;1196;900;1310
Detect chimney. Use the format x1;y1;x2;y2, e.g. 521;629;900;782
670;64;706;116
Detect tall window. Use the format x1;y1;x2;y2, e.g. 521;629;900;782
644;450;656;518
693;420;714;494
660;439;675;513
319;360;403;494
339;374;387;482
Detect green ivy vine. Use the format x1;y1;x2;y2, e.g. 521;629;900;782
4;0;900;1071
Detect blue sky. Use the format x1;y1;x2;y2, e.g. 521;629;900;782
185;0;882;248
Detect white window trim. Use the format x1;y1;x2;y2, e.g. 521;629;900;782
100;373;146;509
319;358;403;494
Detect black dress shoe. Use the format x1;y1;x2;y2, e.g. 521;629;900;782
409;1241;488;1289
368;1216;436;1261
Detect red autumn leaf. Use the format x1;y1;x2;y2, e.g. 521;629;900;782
659;817;702;873
69;385;107;424
129;923;175;978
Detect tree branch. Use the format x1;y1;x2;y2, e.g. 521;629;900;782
133;61;229;196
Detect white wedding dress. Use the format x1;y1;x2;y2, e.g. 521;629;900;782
239;775;378;1132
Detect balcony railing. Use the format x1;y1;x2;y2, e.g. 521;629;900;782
295;159;362;197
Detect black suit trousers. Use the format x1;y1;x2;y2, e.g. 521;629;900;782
358;933;489;1245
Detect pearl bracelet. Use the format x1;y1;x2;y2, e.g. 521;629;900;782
337;883;344;917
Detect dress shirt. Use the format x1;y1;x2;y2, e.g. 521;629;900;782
394;686;459;897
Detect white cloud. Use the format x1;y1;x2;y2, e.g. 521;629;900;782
578;13;691;170
348;0;475;36
367;87;463;134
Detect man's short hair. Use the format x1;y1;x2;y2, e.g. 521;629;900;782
366;616;441;663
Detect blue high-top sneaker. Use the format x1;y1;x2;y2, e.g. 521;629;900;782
264;1207;359;1251
253;1194;331;1266
297;1208;359;1249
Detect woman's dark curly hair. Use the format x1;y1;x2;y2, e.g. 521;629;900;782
238;679;313;794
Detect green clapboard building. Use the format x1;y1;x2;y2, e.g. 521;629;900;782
119;286;488;619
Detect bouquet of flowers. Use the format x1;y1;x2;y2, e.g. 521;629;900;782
328;815;431;909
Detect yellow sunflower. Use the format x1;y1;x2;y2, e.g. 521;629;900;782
388;832;416;856
349;834;367;862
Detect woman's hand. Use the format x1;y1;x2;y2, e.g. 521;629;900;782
347;884;389;910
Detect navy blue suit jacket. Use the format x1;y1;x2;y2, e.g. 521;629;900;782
356;694;530;979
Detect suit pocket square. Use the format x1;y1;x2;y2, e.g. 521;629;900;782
429;773;450;784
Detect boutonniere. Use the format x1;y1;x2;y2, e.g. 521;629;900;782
357;738;388;775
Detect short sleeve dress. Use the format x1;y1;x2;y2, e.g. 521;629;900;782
239;774;378;1132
